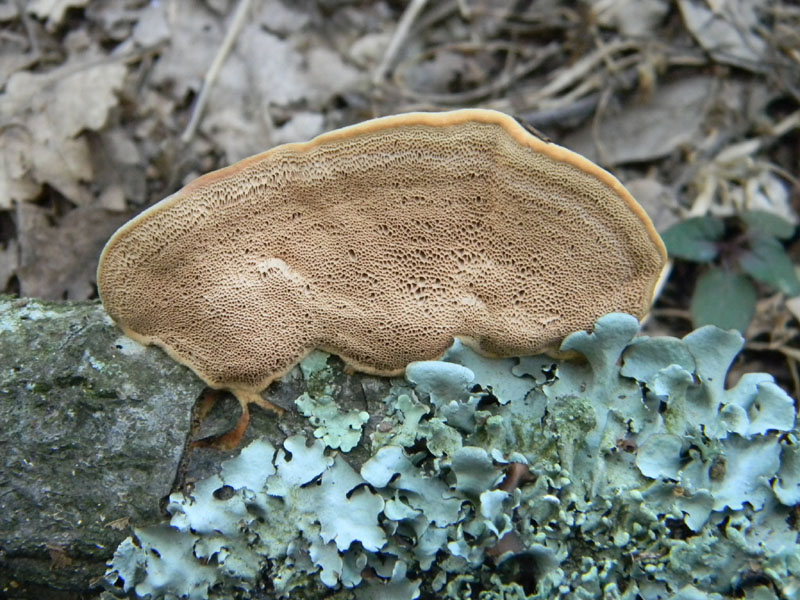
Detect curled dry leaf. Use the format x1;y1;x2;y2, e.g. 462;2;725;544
563;76;713;165
677;0;768;72
593;0;669;38
16;203;128;300
27;0;89;31
0;58;127;205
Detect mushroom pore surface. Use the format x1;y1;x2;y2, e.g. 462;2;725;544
98;109;666;397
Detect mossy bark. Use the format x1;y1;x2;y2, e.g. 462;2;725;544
0;296;393;599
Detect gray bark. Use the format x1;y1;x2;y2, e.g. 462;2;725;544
0;295;392;599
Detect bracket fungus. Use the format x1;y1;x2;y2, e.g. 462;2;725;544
98;108;666;445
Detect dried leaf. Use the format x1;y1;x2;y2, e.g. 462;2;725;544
227;27;308;106
677;0;768;72
0;127;40;208
132;2;170;47
0;58;127;205
27;0;89;31
625;178;681;233
4;62;127;138
257;0;310;35
306;46;362;106
25;115;93;205
148;3;223;97
563;77;712;164
272;112;325;146
0;4;18;21
16;204;128;299
593;0;669;38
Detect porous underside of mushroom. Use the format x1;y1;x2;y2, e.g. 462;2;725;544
98;110;666;395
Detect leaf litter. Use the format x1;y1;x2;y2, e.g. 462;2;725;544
0;1;798;406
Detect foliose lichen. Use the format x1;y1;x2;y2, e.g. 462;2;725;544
104;313;800;599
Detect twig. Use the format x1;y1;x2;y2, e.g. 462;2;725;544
411;0;458;35
15;0;41;57
745;341;800;399
526;40;638;105
556;53;639;110
770;109;800;138
181;0;253;144
394;43;560;105
517;94;599;128
373;0;429;85
649;307;693;322
746;341;800;362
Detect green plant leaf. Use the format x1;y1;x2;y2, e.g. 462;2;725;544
740;210;796;240
690;267;757;332
739;234;800;296
662;216;725;262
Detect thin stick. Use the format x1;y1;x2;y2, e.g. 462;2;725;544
395;43;559;105
181;0;253;144
373;0;429;85
526;40;638;105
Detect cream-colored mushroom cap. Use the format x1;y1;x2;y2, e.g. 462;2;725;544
98;108;666;405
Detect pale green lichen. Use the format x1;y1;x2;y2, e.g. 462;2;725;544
295;350;369;451
295;392;369;452
372;393;429;449
104;313;800;599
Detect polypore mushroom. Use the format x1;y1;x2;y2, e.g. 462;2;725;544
97;108;666;446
